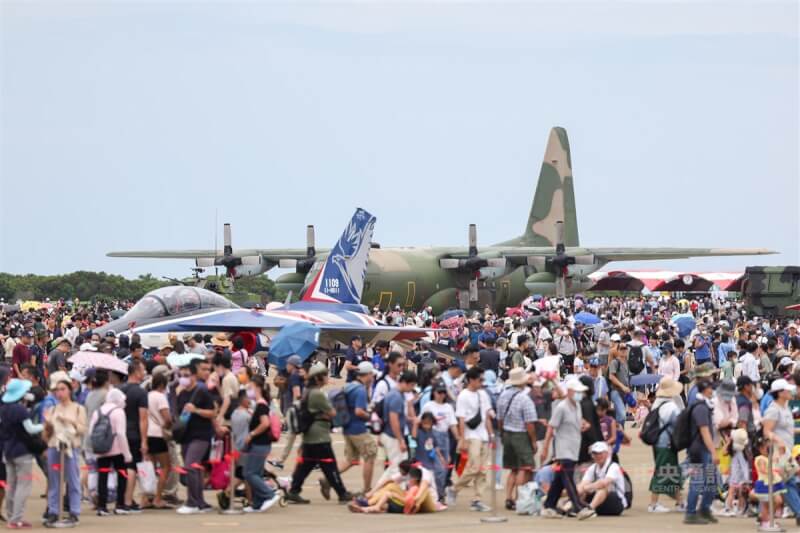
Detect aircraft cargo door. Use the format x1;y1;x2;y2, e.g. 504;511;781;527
405;281;416;308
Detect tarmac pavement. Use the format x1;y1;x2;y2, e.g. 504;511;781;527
19;426;797;532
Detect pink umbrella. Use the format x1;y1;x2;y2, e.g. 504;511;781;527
68;351;128;375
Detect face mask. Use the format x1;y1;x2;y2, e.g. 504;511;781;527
178;377;191;388
756;388;764;400
246;388;257;400
573;392;584;402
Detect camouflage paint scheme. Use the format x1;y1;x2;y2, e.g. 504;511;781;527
742;266;800;317
109;127;775;314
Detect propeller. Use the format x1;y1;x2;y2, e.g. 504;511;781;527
545;220;576;298
278;225;318;273
439;224;507;302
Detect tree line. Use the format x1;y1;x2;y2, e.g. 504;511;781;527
0;272;280;302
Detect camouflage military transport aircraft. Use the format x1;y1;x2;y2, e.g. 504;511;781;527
741;266;800;318
108;127;774;313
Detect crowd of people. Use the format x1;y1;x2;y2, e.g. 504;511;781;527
0;294;799;528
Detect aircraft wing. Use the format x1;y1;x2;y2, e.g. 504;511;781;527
136;309;430;346
107;248;323;260
581;247;776;262
492;246;775;264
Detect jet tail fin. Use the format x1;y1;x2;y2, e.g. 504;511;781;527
301;208;376;304
497;127;579;247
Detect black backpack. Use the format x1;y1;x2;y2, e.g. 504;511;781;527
628;344;645;375
670;403;700;451
294;394;317;434
639;402;668;446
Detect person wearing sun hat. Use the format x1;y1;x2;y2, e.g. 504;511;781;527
496;367;538;511
0;378;44;529
647;377;684;513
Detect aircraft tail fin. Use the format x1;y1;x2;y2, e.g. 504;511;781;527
301;208;376;305
498;127;579;247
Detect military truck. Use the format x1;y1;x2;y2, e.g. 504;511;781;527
741;266;800;317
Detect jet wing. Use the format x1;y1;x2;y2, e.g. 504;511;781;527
137;309;430;346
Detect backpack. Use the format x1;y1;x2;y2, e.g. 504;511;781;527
369;376;389;435
639;402;668;446
327;383;358;428
628;344;645;375
91;407;119;454
292;393;317;435
670;403;700;452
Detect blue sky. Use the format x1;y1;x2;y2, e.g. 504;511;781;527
1;1;797;280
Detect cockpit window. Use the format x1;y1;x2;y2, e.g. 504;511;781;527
123;286;238;321
125;296;167;321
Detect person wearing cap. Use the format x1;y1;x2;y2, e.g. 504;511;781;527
450;366;494;513
339;335;365;382
42;372;88;525
371;340;390;374
763;378;797;456
0;378;44;529
286;362;352;504
588;358;609;402
647;377;684;513
47;337;70;376
496;368;538;511
540;379;591;519
735;375;762;435
335;361;378;495
686;362;717;406
683;380;718;525
576;441;627;518
10;330;32;379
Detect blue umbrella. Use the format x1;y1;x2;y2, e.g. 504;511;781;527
630;373;662;387
268;322;321;370
574;311;601;325
439;309;465;321
671;313;696;339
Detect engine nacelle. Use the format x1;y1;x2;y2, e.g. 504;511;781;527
524;272;557;295
241;255;262;266
275;272;307;294
195;257;215;268
232;261;268;278
524;272;594;295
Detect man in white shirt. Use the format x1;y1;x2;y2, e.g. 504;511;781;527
739;348;760;383
576;441;627;519
448;366;494;512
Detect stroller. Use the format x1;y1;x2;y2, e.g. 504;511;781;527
216;464;290;510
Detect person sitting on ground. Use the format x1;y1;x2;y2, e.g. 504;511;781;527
576;441;627;519
350;461;439;514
